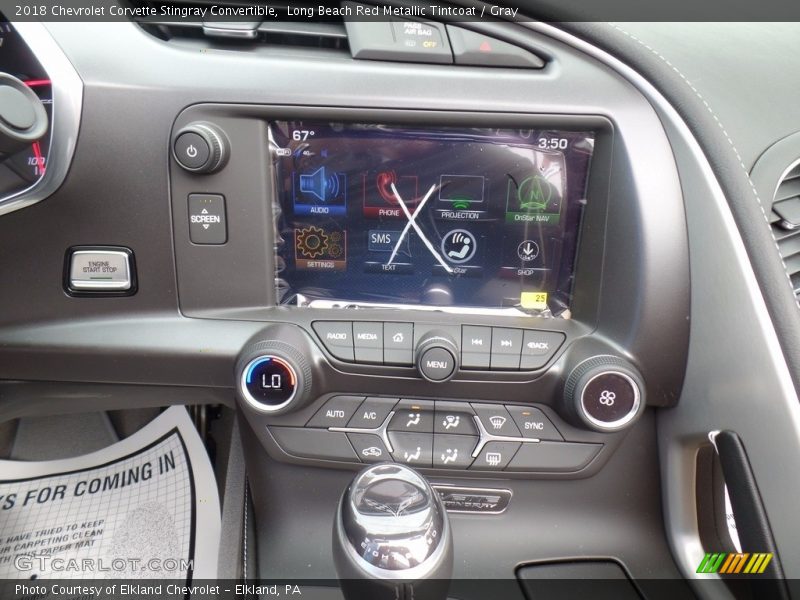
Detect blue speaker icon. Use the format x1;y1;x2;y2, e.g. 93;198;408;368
299;166;344;203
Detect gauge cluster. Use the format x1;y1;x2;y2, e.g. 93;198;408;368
0;21;52;200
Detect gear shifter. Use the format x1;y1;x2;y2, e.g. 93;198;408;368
333;463;453;600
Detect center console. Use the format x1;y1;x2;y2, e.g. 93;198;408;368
167;102;688;484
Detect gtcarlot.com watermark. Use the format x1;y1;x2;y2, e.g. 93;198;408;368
14;554;193;573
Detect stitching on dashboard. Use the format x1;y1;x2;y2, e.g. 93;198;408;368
607;22;800;308
243;482;249;581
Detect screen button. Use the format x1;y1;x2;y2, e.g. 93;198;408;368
383;322;414;365
312;321;355;361
353;322;383;364
188;194;227;245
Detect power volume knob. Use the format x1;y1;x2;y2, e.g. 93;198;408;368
236;340;311;415
416;332;459;383
564;356;645;432
172;122;229;174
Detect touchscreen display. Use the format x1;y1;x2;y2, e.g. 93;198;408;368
271;121;595;316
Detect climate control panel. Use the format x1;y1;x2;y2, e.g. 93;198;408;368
267;396;602;474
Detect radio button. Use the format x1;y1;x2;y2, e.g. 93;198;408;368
490;328;523;370
470;441;520;471
472;404;521;438
312;321;355;361
433;434;478;469
383;322;414;366
505;406;563;441
347;397;396;429
389;399;434;433
353;322;383;364
520;331;565;370
307;395;364;428
461;325;491;369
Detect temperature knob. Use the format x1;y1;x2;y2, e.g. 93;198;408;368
172;122;229;174
564;356;645;432
236;339;311;414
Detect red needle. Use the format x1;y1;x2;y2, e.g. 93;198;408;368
22;79;51;88
31;141;45;177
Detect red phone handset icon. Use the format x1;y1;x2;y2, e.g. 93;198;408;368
376;170;399;205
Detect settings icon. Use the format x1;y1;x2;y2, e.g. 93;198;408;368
296;225;329;259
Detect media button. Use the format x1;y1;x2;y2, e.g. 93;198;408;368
353;322;383;364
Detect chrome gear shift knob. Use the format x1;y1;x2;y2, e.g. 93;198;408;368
333;463;453;600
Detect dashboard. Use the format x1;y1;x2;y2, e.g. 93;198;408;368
2;6;800;599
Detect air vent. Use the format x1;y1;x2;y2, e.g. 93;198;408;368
770;163;800;296
127;0;348;50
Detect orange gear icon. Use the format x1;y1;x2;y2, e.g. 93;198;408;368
296;226;329;259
